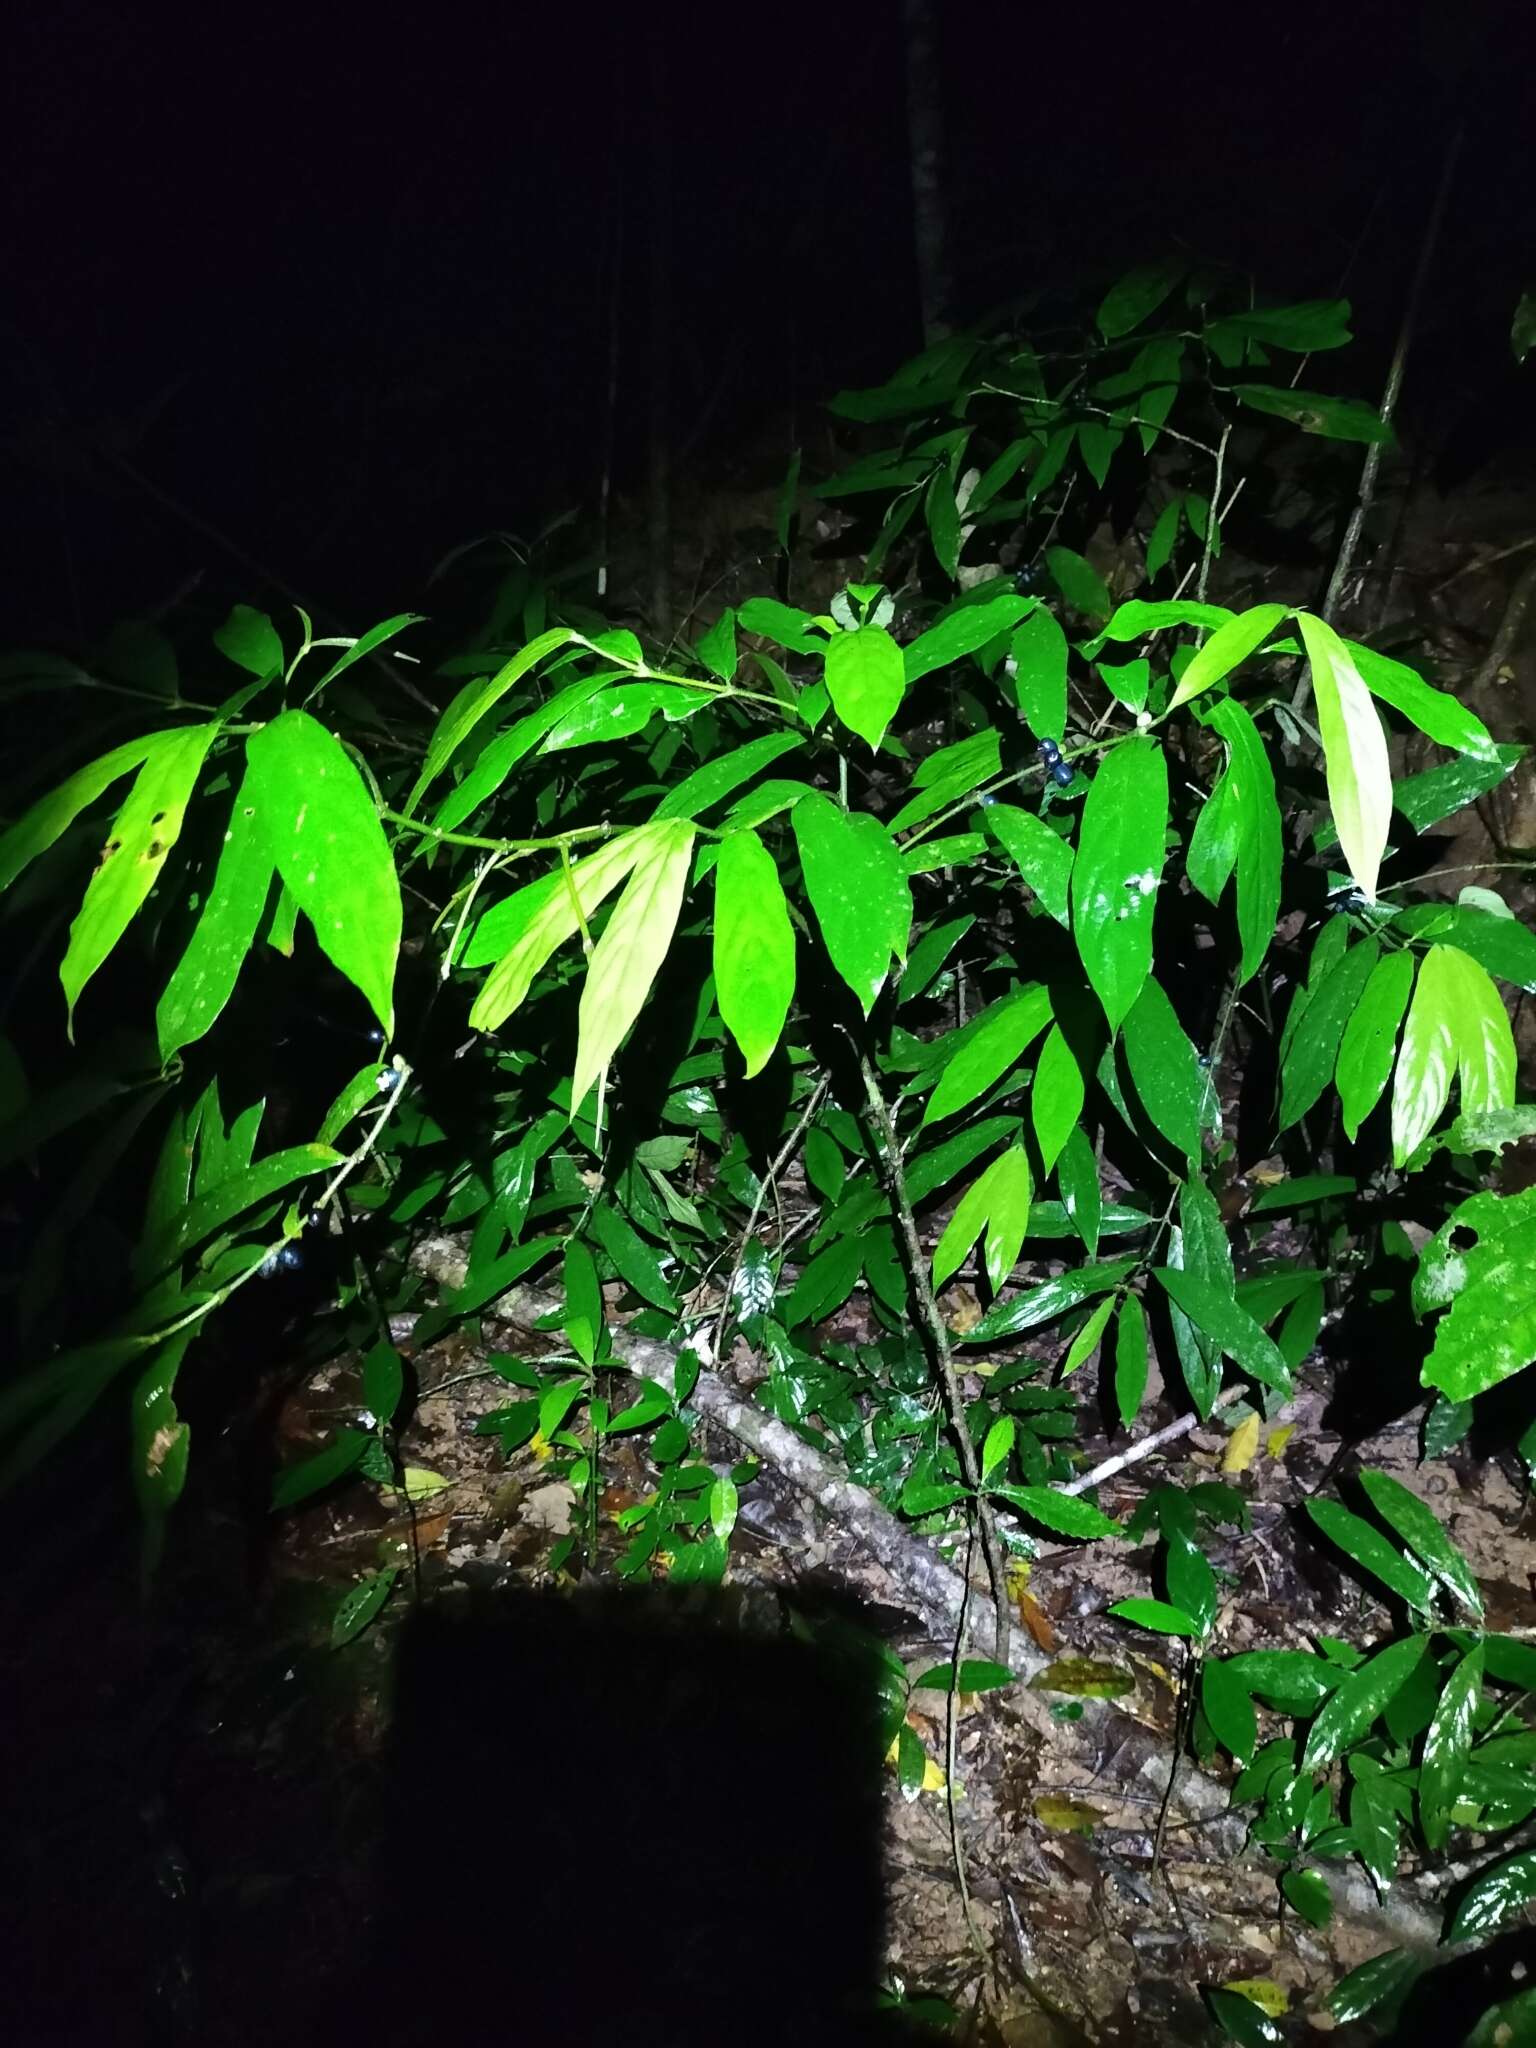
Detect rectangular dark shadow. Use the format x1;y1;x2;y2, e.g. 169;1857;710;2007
341;1585;889;2047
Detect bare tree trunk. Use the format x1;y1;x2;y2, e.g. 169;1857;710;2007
902;0;953;346
646;28;673;645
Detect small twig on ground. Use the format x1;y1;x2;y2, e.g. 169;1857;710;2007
850;1041;1012;1669
1062;1384;1244;1496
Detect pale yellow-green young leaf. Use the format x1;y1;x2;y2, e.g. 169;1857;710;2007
61;724;221;1031
571;820;696;1106
1167;603;1288;710
932;1144;1031;1292
1392;944;1458;1166
1297;612;1392;902
467;827;654;1032
1440;945;1516;1116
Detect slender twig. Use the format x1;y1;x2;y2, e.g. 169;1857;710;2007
712;1074;830;1369
850;1042;1012;1667
1315;125;1464;642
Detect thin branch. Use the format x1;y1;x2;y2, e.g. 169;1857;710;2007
1062;1384;1243;1496
850;1042;1012;1668
712;1074;830;1369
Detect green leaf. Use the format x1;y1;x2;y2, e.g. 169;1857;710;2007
1113;1295;1149;1428
1329;1949;1420;2024
1168;603;1288;710
1444;946;1518;1115
431;671;611;832
987;805;1073;926
1203;698;1282;983
1096;260;1182;339
587;1203;679;1313
541;682;707;750
407;626;580;812
1030;1025;1083;1173
0;731;178;896
903;595;1031;684
714;830;795;1078
1345;641;1498;763
933;1143;1031;1292
925;467;962;579
1392;945;1481;1166
793;793;910;1014
213;604;285;678
1070;738;1169;1028
1425;903;1536;993
1445;1847;1536;1945
1045;546;1112;621
271;1427;370;1509
1109;1598;1202;1637
1279;936;1380;1132
464;824;648;989
924;985;1052;1125
782;1234;864;1327
306;612;423;698
738;596;828;655
1297;612;1392;902
1414;1184;1536;1402
1202;1659;1259;1762
350;1347;401;1435
140;1142;341;1283
156;774;275;1062
1357;1469;1482;1618
60;724;220;1029
1007;608;1068;742
331;1567;399;1648
966;1258;1137;1343
1154;1268;1290;1391
1300;1634;1430;1772
563;1240;603;1366
824;622;906;748
695;608;738;683
1093;598;1232;647
1223;1649;1337;1713
1336;950;1415;1139
1305;1498;1435;1614
572;819;696;1104
1061;1293;1116;1377
652;732;802;823
980;1414;1015;1483
1233;385;1392;444
1121;975;1206;1161
994;1487;1119;1540
245;711;400;1037
1055;1125;1102;1257
1420;1640;1483;1852
1281;1867;1333;1929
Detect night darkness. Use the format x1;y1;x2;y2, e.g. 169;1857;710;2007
4;0;1530;644
4;5;1536;2044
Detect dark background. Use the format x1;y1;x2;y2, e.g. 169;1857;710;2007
1;0;1530;641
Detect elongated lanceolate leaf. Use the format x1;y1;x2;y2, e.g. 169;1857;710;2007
407;626;579;813
541;683;707;750
713;829;794;1078
1357;1469;1482;1618
1301;1634;1429;1772
245;711;401;1037
1392;943;1515;1166
932;1143;1032;1293
1279;937;1379;1132
1203;698;1282;983
1420;1641;1483;1852
903;595;1031;684
1168;603;1288;710
1445;1847;1536;1945
1305;1498;1435;1613
1297;612;1392;902
966;1257;1138;1342
1345;641;1498;763
571;820;696;1105
61;723;221;1030
1030;1024;1083;1172
1336;950;1415;1139
0;730;172;896
1071;738;1169;1029
987;804;1073;926
1153;1267;1290;1390
793;793;910;1014
156;774;275;1063
1121;975;1206;1160
924;984;1052;1124
466;828;652;1028
653;732;802;822
1007;608;1068;741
